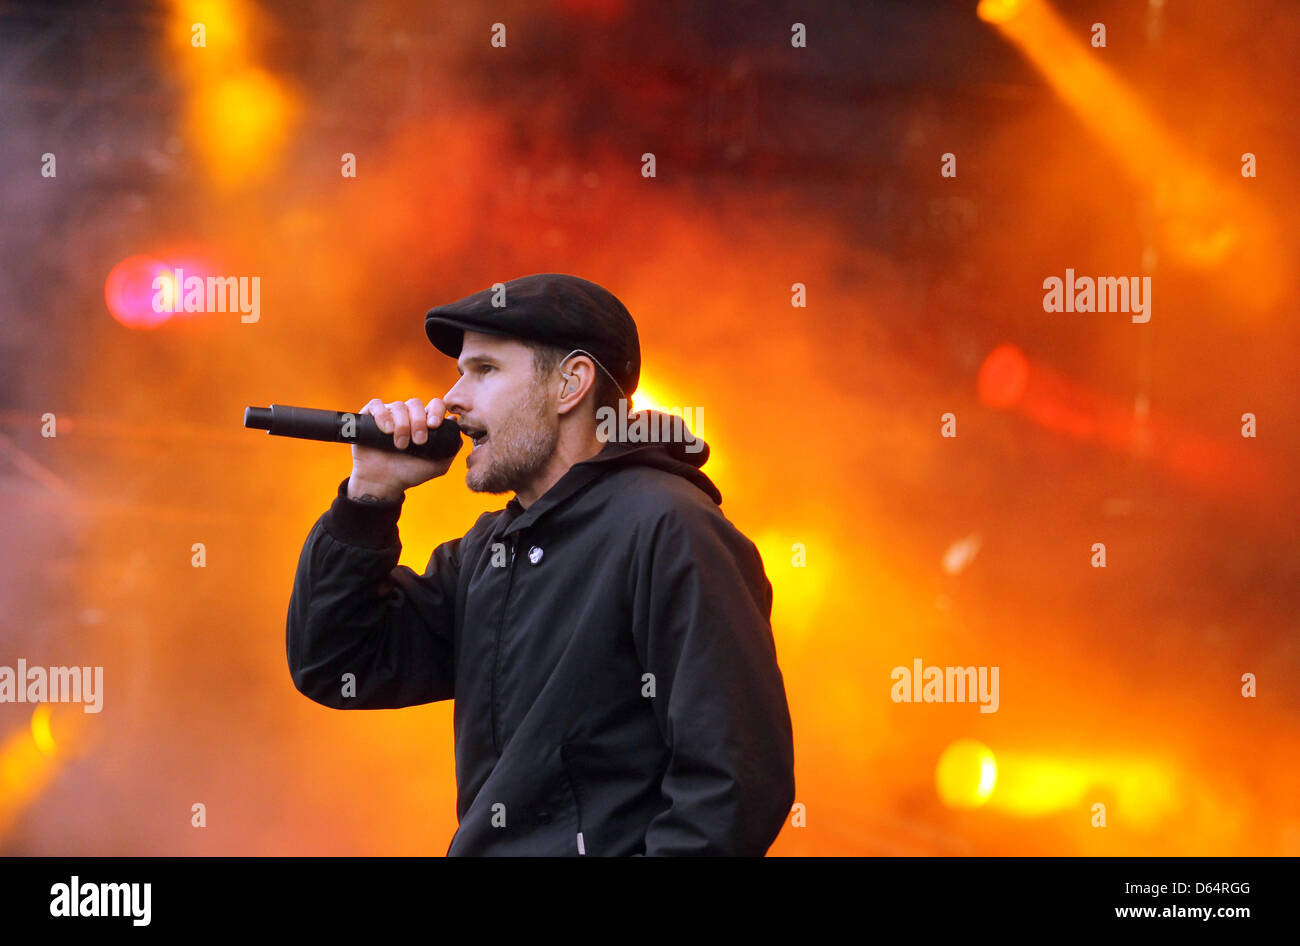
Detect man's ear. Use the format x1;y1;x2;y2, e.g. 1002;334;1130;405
556;358;595;415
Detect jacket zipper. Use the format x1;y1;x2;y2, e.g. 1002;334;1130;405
489;532;520;755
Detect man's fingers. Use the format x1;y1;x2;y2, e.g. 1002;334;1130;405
386;400;412;449
360;397;442;446
361;398;393;434
406;397;428;444
426;397;446;428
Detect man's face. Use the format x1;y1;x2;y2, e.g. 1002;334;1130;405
442;330;559;495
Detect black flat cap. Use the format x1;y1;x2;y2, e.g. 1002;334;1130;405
425;273;640;398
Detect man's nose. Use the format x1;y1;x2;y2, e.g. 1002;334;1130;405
442;377;468;414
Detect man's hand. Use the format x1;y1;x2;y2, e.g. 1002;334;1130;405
347;397;456;502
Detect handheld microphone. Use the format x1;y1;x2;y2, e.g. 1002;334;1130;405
243;404;463;461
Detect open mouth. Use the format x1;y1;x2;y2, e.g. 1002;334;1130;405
460;424;489;449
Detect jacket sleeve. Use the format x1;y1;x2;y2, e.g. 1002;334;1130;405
634;501;796;856
286;477;458;709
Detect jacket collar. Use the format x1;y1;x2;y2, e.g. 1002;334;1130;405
499;441;673;536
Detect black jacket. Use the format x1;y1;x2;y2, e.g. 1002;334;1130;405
286;415;795;855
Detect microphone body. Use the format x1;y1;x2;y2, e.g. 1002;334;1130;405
244;404;463;461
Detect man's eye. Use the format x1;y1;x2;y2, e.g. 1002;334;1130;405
479;365;493;374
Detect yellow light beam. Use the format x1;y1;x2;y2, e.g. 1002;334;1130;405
978;0;1284;307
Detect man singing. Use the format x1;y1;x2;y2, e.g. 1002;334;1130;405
286;273;795;856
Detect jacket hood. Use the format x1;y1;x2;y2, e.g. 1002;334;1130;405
587;409;721;505
499;410;721;536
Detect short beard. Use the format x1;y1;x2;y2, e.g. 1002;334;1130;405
465;381;558;495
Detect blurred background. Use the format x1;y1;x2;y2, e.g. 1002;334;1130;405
1;0;1297;855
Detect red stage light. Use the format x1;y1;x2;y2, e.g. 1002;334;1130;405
977;343;1029;409
104;255;175;330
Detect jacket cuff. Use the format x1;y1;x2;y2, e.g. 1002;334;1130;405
322;477;404;549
